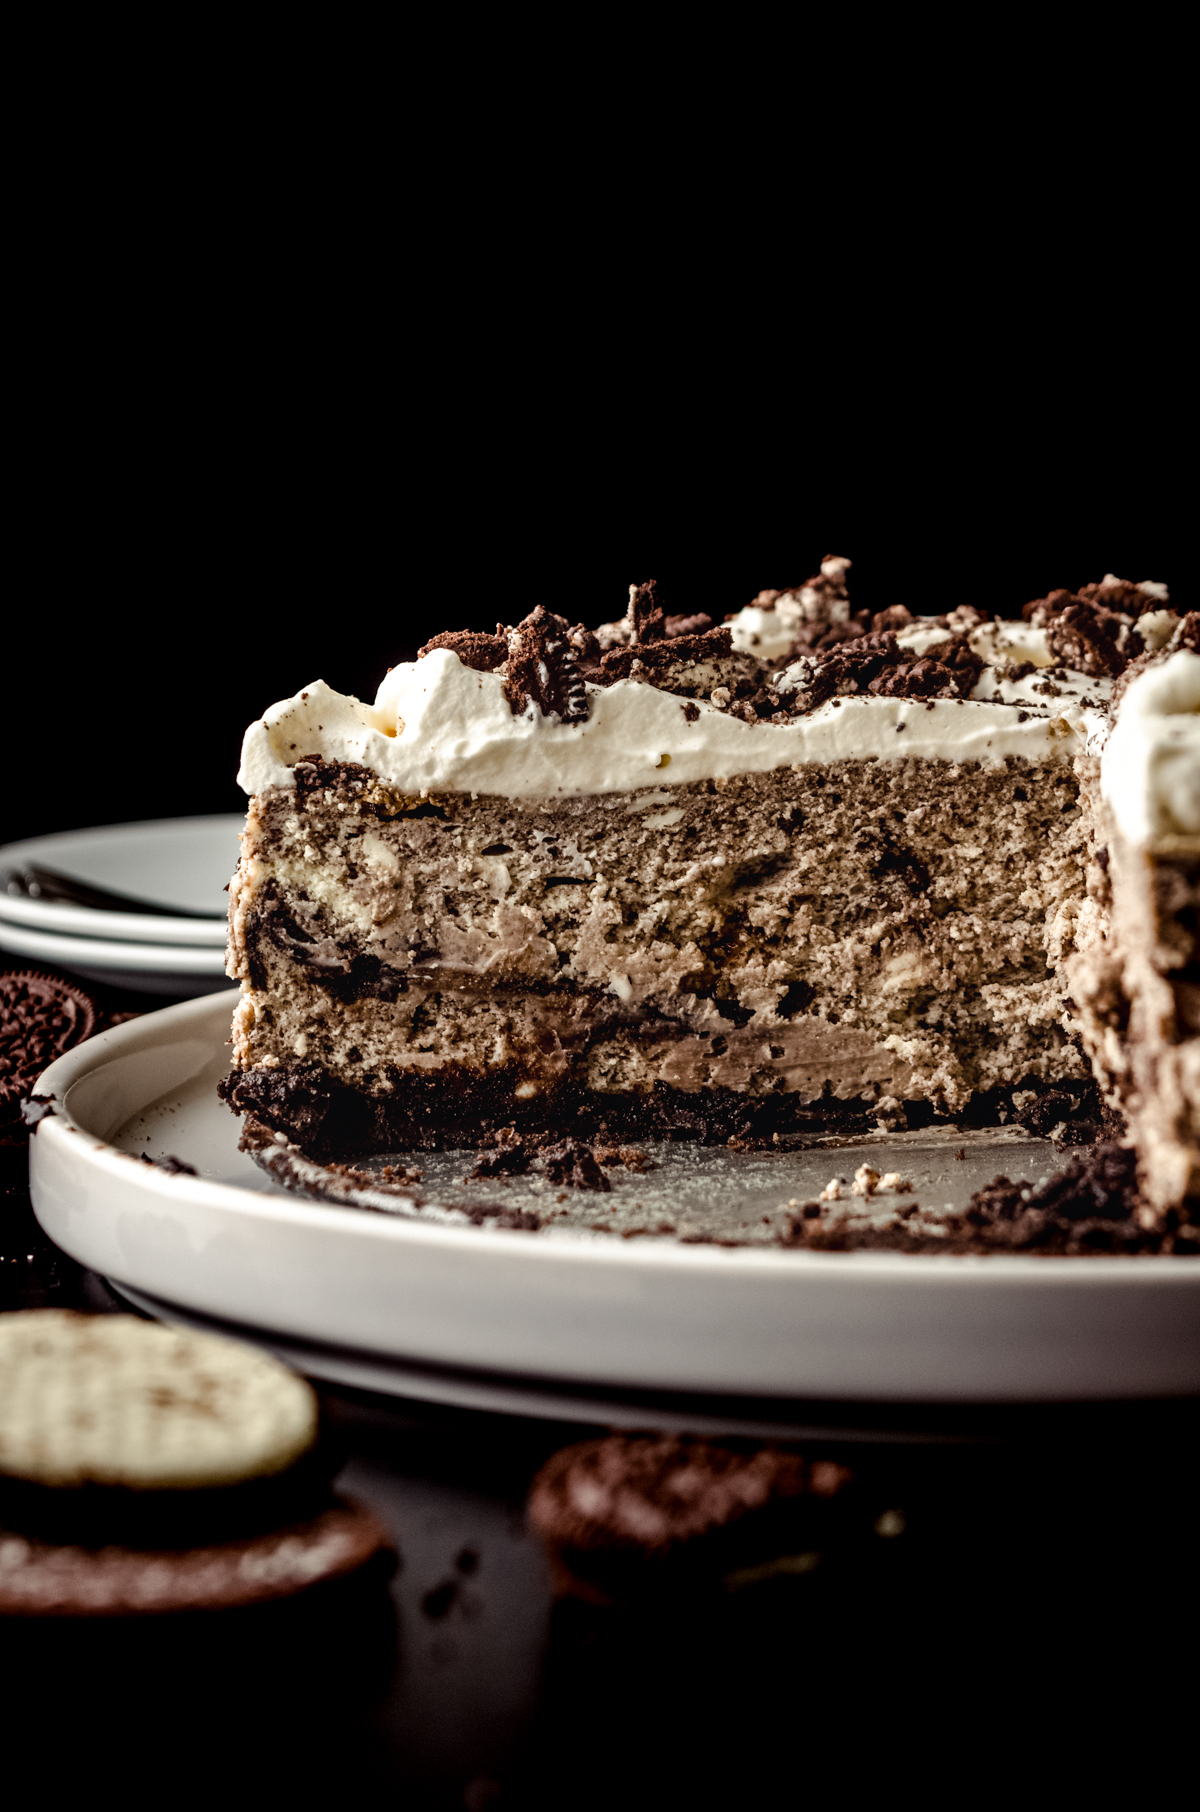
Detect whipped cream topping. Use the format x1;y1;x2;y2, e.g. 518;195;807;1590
962;619;1055;668
238;644;1112;801
1101;651;1200;846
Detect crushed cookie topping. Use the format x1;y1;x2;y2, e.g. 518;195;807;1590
1021;576;1179;680
1177;610;1200;653
872;604;916;633
785;631;984;714
1023;587;1082;627
503;605;590;723
723;682;790;724
783;601;974;662
414;561;1180;728
568;624;602;674
597;626;737;690
1044;602;1138;678
1078;573;1170;614
627;579;666;644
786;614;874;658
664;611;716;638
936;603;991;633
785;553;853;623
776;564;992;665
1025;582;1153;630
742;558;856;628
418;626;509;670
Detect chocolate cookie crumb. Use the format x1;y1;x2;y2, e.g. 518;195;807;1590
598;626;736;690
136;1154;199;1176
627;580;666;644
779;1143;1197;1256
503;607;589;723
418;627;509;671
466;1142;533;1180
1045;603;1136;678
540;1138;611;1192
786;631;983;714
665;612;715;638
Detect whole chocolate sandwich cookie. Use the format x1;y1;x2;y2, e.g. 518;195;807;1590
527;1432;858;1607
0;971;98;1179
0;1311;394;1616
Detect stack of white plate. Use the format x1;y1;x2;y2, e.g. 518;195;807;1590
0;816;241;994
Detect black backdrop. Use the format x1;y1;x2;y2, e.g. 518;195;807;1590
6;405;1191;847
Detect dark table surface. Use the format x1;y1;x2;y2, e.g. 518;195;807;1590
2;977;1197;1808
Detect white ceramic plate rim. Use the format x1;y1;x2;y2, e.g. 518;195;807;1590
27;995;1200;1404
0;918;229;972
30;993;1199;1286
107;1281;990;1441
0;817;236;945
0;892;228;946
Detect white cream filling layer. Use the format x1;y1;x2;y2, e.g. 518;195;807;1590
1101;651;1200;845
238;645;1111;801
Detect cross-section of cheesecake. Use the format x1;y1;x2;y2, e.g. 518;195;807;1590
219;565;1197;1226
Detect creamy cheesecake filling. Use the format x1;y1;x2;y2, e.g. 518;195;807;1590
227;755;1093;1143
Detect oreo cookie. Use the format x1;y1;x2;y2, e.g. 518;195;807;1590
0;970;97;1111
0;1501;391;1617
527;1433;856;1607
1;970;99;1179
0;1311;394;1617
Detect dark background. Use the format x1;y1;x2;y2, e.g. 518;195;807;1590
7;116;1191;846
4;98;1195;1806
7;1;1191;851
6;429;1192;847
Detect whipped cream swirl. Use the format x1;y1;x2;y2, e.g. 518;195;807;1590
238;639;1112;801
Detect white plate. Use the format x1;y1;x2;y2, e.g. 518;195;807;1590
28;994;1200;1405
0;918;232;993
103;1281;988;1441
0;816;239;945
